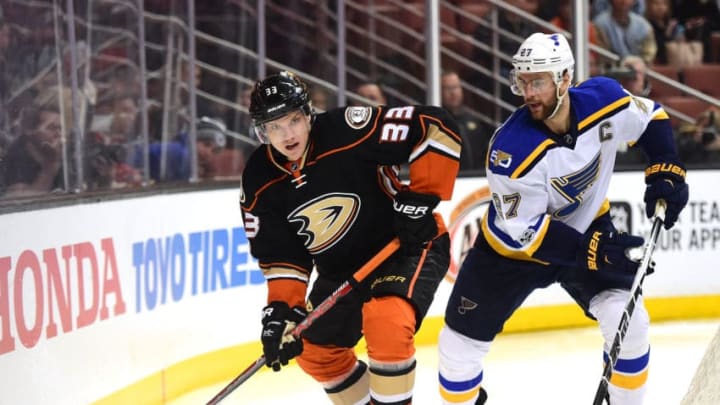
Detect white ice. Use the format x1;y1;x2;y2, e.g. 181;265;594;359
170;320;719;404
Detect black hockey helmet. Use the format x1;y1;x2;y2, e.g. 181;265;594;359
249;71;313;143
249;71;312;122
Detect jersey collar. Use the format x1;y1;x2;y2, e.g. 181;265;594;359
268;142;311;175
537;102;580;149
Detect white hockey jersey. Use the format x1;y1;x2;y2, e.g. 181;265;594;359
482;76;669;264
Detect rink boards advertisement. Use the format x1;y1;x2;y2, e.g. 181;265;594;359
0;171;718;404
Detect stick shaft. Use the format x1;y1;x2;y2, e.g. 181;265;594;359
206;238;400;405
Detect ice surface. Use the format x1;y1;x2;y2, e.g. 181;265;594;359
170;320;719;404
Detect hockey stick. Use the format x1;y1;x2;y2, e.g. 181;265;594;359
206;238;401;405
592;201;666;405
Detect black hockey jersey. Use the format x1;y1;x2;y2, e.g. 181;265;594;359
240;105;461;305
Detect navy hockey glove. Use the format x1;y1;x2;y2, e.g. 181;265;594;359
644;161;688;229
392;190;441;255
261;301;307;371
579;230;645;274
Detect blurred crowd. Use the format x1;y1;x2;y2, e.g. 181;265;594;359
459;0;720;167
1;0;718;200
266;0;720;170
0;0;259;199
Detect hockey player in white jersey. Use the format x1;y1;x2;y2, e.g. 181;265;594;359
437;33;689;405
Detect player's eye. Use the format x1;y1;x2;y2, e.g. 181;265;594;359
517;78;549;92
531;79;548;89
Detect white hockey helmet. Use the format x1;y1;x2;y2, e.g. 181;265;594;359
510;33;574;96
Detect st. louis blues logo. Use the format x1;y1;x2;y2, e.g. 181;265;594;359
551;152;601;218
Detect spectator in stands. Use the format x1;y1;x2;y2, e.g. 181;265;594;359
194;82;258;179
676;106;720;163
85;94;143;190
0;86;68;197
440;70;493;172
135;116;227;182
0;20;11;152
549;0;602;73
225;83;259;169
670;0;720;63
90;93;139;144
310;86;330;112
592;0;645;19
0;20;10;99
594;0;657;65
604;56;651;165
1;6;56;97
645;0;684;64
606;55;650;96
84;131;142;191
472;0;540;107
352;81;387;106
226;82;254;145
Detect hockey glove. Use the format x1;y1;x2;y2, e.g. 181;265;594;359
644;161;688;229
260;301;307;371
392;190;441;256
578;230;645;274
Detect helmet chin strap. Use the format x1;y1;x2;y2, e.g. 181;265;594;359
546;83;567;121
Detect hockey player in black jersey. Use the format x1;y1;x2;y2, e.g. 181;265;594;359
240;71;462;404
437;33;689;405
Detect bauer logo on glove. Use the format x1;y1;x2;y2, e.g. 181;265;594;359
392;190;440;256
579;230;645;274
644;160;689;230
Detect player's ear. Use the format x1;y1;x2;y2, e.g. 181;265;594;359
559;70;572;93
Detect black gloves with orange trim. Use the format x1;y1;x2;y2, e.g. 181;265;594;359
260;301;307;371
392;190;441;256
644;161;689;229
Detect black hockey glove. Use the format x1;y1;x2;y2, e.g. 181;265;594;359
392;190;441;256
578;230;645;274
260;301;307;372
644;161;689;229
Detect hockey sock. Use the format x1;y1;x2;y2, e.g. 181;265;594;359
363;296;418;404
324;361;371;405
606;349;650;405
369;359;416;405
591;289;650;405
438;326;491;405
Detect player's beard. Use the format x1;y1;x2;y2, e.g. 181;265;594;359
525;95;556;121
534;98;559;121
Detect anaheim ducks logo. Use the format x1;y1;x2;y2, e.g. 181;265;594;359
288;193;361;254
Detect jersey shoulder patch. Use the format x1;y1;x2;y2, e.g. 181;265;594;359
488;108;556;179
312;108;381;152
344;106;372;129
571;77;632;132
